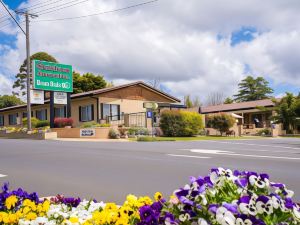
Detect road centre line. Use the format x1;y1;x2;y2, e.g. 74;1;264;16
178;148;299;154
205;140;300;150
190;149;300;160
167;154;211;159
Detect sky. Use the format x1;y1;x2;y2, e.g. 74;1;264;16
0;0;299;104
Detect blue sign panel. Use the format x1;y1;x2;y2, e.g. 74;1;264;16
147;111;153;118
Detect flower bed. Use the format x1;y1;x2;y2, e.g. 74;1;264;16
0;168;299;225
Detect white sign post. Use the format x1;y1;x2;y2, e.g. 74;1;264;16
54;92;67;105
30;90;44;104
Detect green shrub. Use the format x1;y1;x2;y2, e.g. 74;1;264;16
159;110;203;137
109;129;119;139
206;113;235;136
35;120;50;128
22;117;40;128
127;127;149;136
257;128;271;136
81;122;111;128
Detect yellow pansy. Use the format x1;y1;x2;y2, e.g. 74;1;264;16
69;217;79;223
25;212;37;221
154;192;163;201
5;195;18;210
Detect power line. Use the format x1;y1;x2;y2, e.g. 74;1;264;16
32;0;88;15
0;0;25;35
17;0;57;11
33;0;159;22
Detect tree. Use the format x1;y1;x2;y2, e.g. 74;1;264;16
234;76;273;102
206;92;225;106
206;113;236;136
184;95;193;108
13;52;58;96
0;95;24;109
192;96;201;107
224;97;234;104
73;72;107;94
272;93;300;133
148;78;161;90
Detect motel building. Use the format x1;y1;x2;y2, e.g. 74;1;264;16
199;99;287;136
0;81;182;138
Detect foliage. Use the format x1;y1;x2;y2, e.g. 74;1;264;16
0;95;24;109
35;120;50;128
184;95;193;108
13;52;58;96
80;121;110;128
108;129;120;139
136;136;175;142
1;168;300;225
224;97;234;104
160;110;203;137
234;76;273;102
73;72;107;94
127;127;150;136
256;128;272;136
206;113;236;135
22;117;40;128
54;117;73;128
272;93;300;133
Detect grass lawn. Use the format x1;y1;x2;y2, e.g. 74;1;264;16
130;135;268;142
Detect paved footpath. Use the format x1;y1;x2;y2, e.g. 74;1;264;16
0;137;299;203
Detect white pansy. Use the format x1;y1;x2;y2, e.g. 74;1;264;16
179;213;190;222
293;206;300;220
235;218;253;225
198;218;208;225
216;207;236;225
249;175;269;189
256;199;273;215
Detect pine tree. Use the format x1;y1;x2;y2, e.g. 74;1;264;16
13;52;58;96
234;76;273;102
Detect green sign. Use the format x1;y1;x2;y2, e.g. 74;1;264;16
32;60;73;92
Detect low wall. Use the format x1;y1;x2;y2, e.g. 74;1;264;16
52;127;110;139
0;131;57;140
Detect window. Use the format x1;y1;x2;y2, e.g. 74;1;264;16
102;104;110;119
9;113;18;125
36;109;47;120
55;107;66;118
101;104;120;120
23;111;34;118
79;105;94;122
0;115;4;126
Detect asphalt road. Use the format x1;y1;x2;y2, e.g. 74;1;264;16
0;138;300;203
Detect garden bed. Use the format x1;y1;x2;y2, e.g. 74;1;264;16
52;127;111;139
0;130;57;140
0;168;299;225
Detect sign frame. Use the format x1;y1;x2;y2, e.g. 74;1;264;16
32;60;73;93
30;90;44;104
54;92;67;105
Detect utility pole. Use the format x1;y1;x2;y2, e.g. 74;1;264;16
16;10;38;131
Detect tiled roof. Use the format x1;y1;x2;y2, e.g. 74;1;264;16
0;81;180;112
200;99;275;114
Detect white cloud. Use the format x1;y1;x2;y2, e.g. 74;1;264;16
0;73;13;95
0;0;300;100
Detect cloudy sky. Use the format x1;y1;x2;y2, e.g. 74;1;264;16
0;0;299;103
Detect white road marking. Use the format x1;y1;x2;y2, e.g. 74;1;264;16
167;154;211;159
0;174;7;178
206;140;300;150
190;149;300;161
